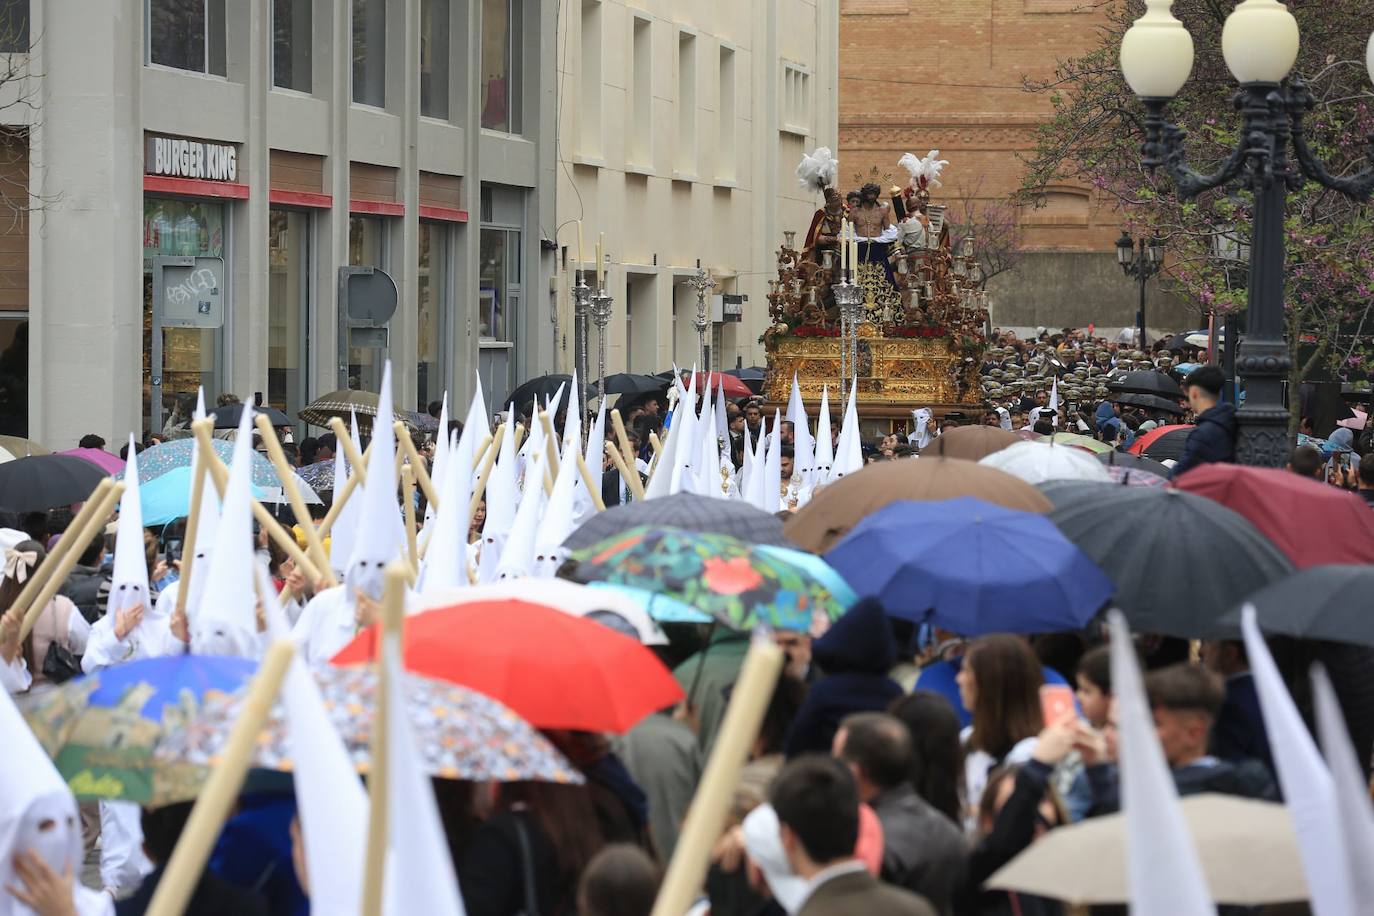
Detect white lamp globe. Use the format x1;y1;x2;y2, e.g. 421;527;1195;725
1120;0;1195;98
1221;0;1300;84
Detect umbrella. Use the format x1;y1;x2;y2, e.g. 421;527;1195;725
0;435;48;457
403;409;440;433
1213;566;1374;647
586;373;670;398
1014;429;1043;442
1039;482;1293;637
979;441;1114;485
563;525;852;634
723;366;766;394
136;438;279;488
784;457;1052;554
1184;330;1217;349
1128;423;1193;460
298;389;419;435
824;498;1113;635
416;579;668;646
0;454;112;512
1158;333;1191;353
17;654;258;803
563;491;789;551
1110;392;1185;416
56;447;126;476
1095;450;1170;480
294;459;336;495
1107;369;1182;398
207;403;293;430
1173;464;1374;569
1041;432;1113;454
332;598;683;733
987;794;1305;907
680;371;752;398
156;665;584;785
505;374;574;414
924;426;1020;461
139;465;270;527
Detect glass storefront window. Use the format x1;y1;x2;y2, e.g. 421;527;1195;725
479;228;516;341
268;210;310;428
480;0;522;133
417;222;447;410
346;217;389;393
353;0;386;107
421;0;450;119
143;199;225;435
149;0;227;76
273;0;312;93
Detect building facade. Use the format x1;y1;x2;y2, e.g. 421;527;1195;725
554;0;839;379
838;0;1190;334
2;0;559;450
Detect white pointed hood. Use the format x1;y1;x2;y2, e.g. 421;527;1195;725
739;421;755;506
109;435;152;620
1312;664;1374;903
477;405;519;584
0;688;83;913
563;370;582;459
330;413;363;578
380;635;467;916
1108;610;1214;915
467;371;490;438
345;363;407;602
642;377;688;500
533;445;578;578
786;374;813;485
911;408;934;449
667;373;699;495
764;411;782;514
1242;605;1356;915
191;402;260;657
190;388;221;551
495;463;546;580
576;401;606;524
830;381;863;482
423;393;451;530
417;431;474;595
814;387;834;480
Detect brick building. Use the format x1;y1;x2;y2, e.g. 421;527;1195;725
838;0;1192;335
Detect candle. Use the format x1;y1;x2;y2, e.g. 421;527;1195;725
577;221;585;281
597;232;605;287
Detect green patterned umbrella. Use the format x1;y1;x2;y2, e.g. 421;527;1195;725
564;525;852;635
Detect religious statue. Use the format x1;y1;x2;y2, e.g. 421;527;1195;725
850;182;899;294
796;147;843;270
891;150;948;252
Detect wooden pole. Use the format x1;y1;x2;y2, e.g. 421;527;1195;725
649;639;784;916
8;478;115;628
470;432;493;470
359;563;408;916
611;409;636;465
18;482;123;641
191;420;325;586
327;417;368;477
401;465;418;572
534;412;558;497
314;441;374;542
604;441;645;503
645;431;665;485
146;640;295;916
393;422;440;509
466;423;504;520
254;414;332;584
173;452;208;621
575;451;607;512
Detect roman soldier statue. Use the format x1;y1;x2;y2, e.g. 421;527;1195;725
796;147;842;267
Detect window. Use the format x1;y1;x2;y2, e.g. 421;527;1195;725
273;0;312;92
676;32;696;176
629;16;651;166
353;0;386;107
481;0;523;133
149;0;227;76
268;210;311;425
717;46;736;181
0;0;30;53
417;222;448;408
479;185;524;342
347;216;389;392
0;317;25;436
579;0;601;156
782;62;811;134
421;0;450;118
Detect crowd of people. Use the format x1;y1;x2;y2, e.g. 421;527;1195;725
0;342;1369;916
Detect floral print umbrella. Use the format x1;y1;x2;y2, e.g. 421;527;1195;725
136;438;280;488
155;665;583;785
564;525;852;635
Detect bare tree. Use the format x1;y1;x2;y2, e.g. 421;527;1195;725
945;176;1025;284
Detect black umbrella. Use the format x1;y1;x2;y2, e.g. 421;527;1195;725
1109;392;1185;416
1213;566;1374;646
562;492;789;551
724;366;767;395
586;373;670;398
1095;450;1171;479
505;374;573;414
0;455;110;513
1107;370;1181;398
208;404;293;430
1159;334;1190;353
1139;426;1192;461
1039;481;1293;638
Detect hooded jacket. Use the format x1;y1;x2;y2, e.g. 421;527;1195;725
1171;401;1237;477
783;598;902;757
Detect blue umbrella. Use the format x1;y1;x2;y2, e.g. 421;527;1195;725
140;465;268;527
824;497;1113;635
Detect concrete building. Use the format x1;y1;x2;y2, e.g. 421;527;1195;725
554;0;839;379
838;0;1191;335
0;0;560;449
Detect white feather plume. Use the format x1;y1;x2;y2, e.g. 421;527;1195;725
920;149;950;188
897;152;922;180
796;147;839;194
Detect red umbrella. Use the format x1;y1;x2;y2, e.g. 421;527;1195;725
683;371;752;398
1127;424;1193;460
1173;464;1374;569
331;599;683;733
57;447;125;476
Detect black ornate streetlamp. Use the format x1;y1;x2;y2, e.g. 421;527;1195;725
1115;231;1163;350
1119;0;1374;466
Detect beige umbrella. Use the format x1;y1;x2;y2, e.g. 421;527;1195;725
299;389;421;435
987;794;1307;907
0;435;48;458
